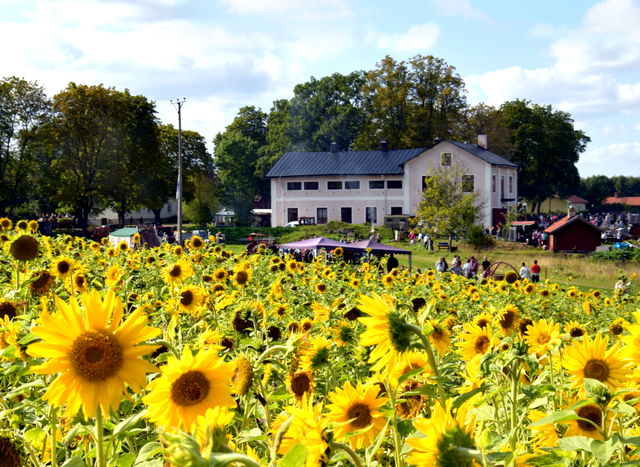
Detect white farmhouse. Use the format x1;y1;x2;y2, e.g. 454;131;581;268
267;136;518;229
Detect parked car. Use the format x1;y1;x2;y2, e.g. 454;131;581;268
283;221;300;228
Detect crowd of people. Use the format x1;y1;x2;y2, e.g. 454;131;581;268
433;255;543;282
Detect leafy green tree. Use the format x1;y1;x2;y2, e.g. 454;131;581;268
453;103;512;156
157;124;213;223
214;106;267;225
578;175;616;209
498;100;589;213
183;172;219;226
287;72;365;151
414;162;482;248
356;55;466;149
255;99;292;178
101;91;161;226
0;76;51;215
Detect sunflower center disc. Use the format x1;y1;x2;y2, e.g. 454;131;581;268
169;266;181;277
181;290;193;306
70;330;124;382
58;261;70;274
290;373;311;396
474;336;490;353
171;370;210;406
348;402;372;428
536;333;551;344
584;359;610;382
576;405;602;431
500;312;515;328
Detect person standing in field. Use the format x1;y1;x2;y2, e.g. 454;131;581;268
531;260;541;283
520;262;531;280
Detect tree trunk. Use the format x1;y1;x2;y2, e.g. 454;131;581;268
152;208;162;225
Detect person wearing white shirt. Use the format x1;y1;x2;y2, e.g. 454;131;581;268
520;262;531;280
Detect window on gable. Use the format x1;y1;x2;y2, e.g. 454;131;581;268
369;180;384;189
304;181;318;190
344;180;360;189
462;175;474;193
509;176;513;193
441;152;452;166
386;180;403;189
327;181;342;190
287;182;302;190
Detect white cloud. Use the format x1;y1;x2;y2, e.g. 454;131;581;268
374;23;440;52
217;0;351;19
578;142;640;176
467;0;640;120
426;0;490;21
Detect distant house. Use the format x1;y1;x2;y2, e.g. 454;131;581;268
602;195;640;207
534;195;588;214
544;210;601;252
266;136;518;228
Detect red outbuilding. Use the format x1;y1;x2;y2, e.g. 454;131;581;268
544;211;601;253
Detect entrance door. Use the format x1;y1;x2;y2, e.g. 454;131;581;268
340;207;352;223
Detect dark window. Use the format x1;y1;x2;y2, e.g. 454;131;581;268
341;207;352;223
287;182;302;190
327;181;342;190
422;176;432;191
386;180;403;189
317;207;328;224
509;176;513;193
492;175;496;193
441;152;451;166
462;175;474;193
369;180;384;189
390;206;403;215
365;207;377;224
304;181;319;190
344;180;360;189
287;208;298;223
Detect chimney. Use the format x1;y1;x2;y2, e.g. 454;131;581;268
380;140;388;152
477;134;488;149
434;137;442;145
568;205;576;219
330;141;337;153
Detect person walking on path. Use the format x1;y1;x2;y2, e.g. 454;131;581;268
531;260;541;283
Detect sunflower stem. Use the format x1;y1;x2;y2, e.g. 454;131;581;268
330;441;363;467
50;406;58;467
257;345;288;365
388;383;405;467
268;415;293;467
210;452;262;467
95;407;106;467
405;323;446;408
256;375;272;433
509;362;520;450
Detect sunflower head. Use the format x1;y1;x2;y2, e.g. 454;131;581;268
9;235;40;261
0;217;12;231
29;270;55;295
232;357;254;396
15;220;28;231
504;271;519;284
0;435;22;467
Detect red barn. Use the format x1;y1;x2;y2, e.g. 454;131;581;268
544;214;601;253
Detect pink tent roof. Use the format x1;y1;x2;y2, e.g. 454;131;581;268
342;239;411;255
278;236;344;250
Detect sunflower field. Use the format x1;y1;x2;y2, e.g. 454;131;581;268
2;218;640;466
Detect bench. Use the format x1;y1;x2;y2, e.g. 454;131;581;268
437;241;449;250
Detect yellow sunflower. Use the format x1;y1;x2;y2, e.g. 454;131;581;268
105;264;124;289
163;260;194;285
406;399;476;466
527;409;559;450
358;293;412;372
287;370;315;401
496;304;520;336
144;345;236;432
52;256;77;281
429;321;451;356
27;290;160;419
563;332;629;392
456;323;496;363
274;394;329;466
562;402;609;440
326;381;388;450
299;335;332;371
564;320;586;338
524;319;561;357
472;311;493;330
176;285;207;314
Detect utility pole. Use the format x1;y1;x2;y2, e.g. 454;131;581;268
171;98;186;245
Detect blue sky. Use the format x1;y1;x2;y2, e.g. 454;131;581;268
2;0;639;178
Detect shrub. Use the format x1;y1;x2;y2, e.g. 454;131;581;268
465;224;495;249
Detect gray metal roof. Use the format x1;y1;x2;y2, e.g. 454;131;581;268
266;148;427;178
445;140;518;167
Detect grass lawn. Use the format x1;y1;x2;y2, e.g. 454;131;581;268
224;239;640;293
